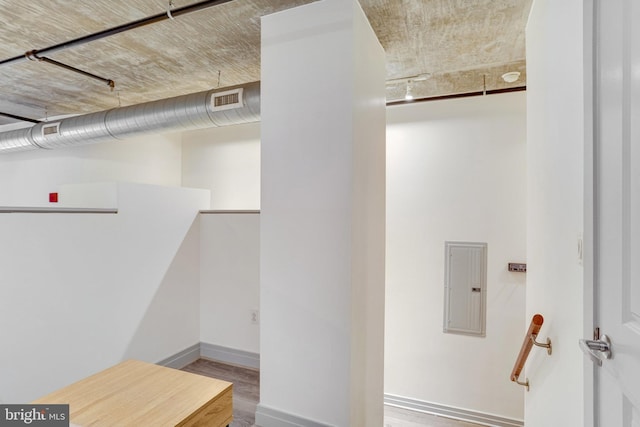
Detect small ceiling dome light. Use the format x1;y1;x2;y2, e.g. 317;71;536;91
405;80;414;101
501;71;521;83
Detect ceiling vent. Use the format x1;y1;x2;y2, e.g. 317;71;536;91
41;122;61;138
211;88;244;112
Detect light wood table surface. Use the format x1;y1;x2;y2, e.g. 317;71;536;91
33;359;233;427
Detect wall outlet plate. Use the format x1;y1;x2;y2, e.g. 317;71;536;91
250;309;260;325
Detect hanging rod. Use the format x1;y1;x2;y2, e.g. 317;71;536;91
510;313;552;391
199;210;260;214
0;207;118;214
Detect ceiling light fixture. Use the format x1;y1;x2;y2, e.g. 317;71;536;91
405;80;414;101
501;71;521;83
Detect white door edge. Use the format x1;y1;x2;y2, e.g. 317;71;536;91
583;0;596;426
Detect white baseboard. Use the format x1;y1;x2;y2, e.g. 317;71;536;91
255;404;333;427
384;394;524;427
156;342;259;370
158;347;520;427
157;343;201;369
200;342;260;369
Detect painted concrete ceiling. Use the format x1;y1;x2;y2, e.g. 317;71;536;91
0;0;532;126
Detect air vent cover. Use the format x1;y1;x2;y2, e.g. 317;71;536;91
42;122;61;137
211;88;244;112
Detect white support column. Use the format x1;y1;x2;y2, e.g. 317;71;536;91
258;1;386;426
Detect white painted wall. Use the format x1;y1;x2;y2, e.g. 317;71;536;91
385;92;526;420
259;1;386;425
0;183;208;404
181;122;262;356
200;213;260;353
525;0;585;425
178;91;528;421
0;47;531;426
0;132;182;207
350;5;387;424
182;123;261;210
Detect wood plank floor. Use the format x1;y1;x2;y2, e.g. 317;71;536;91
181;359;486;427
384;406;487;427
182;359;258;427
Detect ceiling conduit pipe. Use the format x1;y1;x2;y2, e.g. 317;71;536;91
0;0;235;68
0;81;260;154
0;111;41;124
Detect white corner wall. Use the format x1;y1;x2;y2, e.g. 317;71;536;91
181;122;262;357
259;0;386;425
525;0;585;425
182;123;261;210
0;132;182;207
0;183;209;404
385;92;526;421
200;213;260;354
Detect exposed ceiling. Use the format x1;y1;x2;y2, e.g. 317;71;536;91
0;0;532;127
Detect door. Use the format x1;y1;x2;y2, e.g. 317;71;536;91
584;0;640;425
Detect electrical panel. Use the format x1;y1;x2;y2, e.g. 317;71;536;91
444;241;487;336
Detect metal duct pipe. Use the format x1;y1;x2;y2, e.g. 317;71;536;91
0;81;260;154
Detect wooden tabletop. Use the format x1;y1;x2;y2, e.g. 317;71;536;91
33;359;233;427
